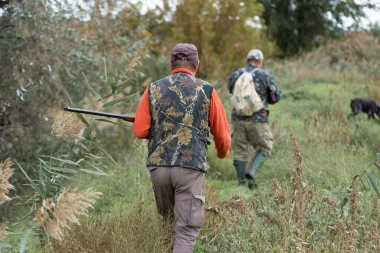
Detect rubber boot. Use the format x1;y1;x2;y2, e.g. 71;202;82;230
233;160;247;186
245;150;269;190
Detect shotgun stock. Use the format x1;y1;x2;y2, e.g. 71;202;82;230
63;107;135;122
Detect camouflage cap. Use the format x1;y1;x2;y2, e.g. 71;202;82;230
247;49;264;61
171;43;199;62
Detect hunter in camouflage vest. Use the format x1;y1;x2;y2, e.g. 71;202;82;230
147;72;213;171
133;43;231;253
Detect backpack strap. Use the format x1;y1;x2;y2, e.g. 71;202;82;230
242;67;259;87
247;67;259;75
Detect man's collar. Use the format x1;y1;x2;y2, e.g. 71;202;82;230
247;63;259;68
171;68;195;76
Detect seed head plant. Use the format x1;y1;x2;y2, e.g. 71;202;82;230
36;188;102;240
0;157;14;202
51;111;87;140
0;223;8;241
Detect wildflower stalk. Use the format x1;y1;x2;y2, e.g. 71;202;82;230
36;188;102;240
51;111;87;139
290;134;307;252
0;158;14;202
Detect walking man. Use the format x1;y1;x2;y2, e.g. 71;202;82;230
133;43;231;252
228;49;281;189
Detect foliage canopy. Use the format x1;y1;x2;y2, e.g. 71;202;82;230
259;0;375;57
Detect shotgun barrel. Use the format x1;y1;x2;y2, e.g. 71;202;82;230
63;107;135;122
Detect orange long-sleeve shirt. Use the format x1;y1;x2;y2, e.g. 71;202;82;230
132;68;231;158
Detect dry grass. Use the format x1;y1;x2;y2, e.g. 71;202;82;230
270;31;380;90
196;135;380;252
366;78;380;101
0;223;8;241
36;188;102;240
302;108;379;153
0;158;13;242
0;157;14;202
51;201;174;253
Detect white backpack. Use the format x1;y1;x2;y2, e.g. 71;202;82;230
231;69;264;116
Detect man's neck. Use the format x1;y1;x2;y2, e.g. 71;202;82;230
172;67;195;76
248;61;258;66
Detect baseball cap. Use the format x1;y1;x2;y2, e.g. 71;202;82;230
171;43;199;62
247;49;264;61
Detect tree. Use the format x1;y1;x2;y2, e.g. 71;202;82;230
0;0;149;171
146;0;274;80
259;0;375;57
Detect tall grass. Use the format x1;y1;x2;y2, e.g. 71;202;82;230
36;189;102;241
51;201;174;253
48;32;380;252
0;158;14;203
196;136;380;252
0;157;14;245
3;31;380;252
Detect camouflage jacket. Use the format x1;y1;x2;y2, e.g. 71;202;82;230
147;72;213;172
228;63;281;122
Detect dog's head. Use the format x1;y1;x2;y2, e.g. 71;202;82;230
350;99;357;110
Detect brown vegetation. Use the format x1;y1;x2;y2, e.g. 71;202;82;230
36;188;102;240
0;157;14;202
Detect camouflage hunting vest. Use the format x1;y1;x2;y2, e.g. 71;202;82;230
147;72;213;172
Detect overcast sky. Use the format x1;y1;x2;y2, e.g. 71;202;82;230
1;0;379;27
132;0;380;28
361;5;380;26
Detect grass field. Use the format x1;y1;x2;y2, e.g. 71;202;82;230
2;34;380;253
49;65;379;252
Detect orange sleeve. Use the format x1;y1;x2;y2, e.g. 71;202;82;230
209;89;231;158
132;87;151;139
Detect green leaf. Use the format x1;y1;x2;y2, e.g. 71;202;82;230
76;141;90;152
75;112;90;127
19;230;31;253
82;71;102;100
49;167;78;174
65;67;77;80
47;171;73;180
102;91;141;108
76;158;85;164
95;119;132;128
82;126;95;140
0;242;12;249
91;142;117;164
38;163;46;199
15;161;37;190
87;163;107;175
103;53;108;90
376;153;380;159
39;156;81;166
85;153;106;160
80;168;107;176
374;162;380;172
365;169;380;198
63;88;75;106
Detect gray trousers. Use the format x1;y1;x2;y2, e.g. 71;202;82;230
149;167;206;253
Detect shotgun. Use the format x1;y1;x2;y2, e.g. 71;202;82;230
63;107;135;122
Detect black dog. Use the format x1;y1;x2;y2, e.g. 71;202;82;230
349;98;380;120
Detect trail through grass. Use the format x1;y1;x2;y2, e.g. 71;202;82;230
49;78;380;252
